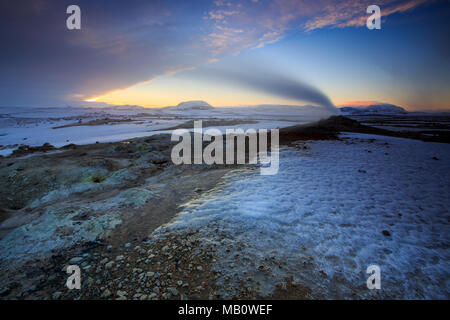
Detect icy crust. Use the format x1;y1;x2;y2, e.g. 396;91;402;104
158;134;450;299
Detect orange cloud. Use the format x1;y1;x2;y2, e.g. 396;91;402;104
304;0;429;31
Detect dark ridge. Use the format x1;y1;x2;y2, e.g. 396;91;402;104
280;116;450;144
11;142;56;156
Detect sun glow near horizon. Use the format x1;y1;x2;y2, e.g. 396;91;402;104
84;97;99;102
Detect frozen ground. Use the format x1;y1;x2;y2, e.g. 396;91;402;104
158;133;450;299
0;105;330;156
2;104;449;299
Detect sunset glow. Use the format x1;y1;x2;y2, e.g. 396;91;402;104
0;0;448;111
1;0;449;302
85;97;99;102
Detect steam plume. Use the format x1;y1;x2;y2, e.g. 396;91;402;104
200;65;340;114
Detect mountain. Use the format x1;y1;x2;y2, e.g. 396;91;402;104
340;103;407;115
175;100;214;110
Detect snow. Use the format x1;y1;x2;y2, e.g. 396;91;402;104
0;104;334;156
157;133;450;299
340;104;407;115
174;100;213;110
0;119;186;156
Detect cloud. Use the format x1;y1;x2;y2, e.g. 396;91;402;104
0;0;428;106
303;0;429;31
0;0;212;106
205;0;429;55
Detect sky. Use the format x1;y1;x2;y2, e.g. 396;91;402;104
0;0;449;110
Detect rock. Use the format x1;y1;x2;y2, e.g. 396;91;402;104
167;287;179;295
125;243;131;248
177;280;183;286
100;258;109;264
0;287;11;296
139;294;148;300
101;289;112;298
28;285;37;292
79;212;88;219
196;266;203;271
194;285;204;292
52;291;62;299
117;290;127;297
105;261;114;269
146;271;155;277
116;255;125;261
69;257;83;264
106;245;113;251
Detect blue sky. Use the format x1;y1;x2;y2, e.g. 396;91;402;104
1;0;449;110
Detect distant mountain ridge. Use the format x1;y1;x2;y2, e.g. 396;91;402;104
174;100;214;110
340;103;407;115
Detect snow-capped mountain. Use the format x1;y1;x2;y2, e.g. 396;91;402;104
174;100;214;110
340;103;407;115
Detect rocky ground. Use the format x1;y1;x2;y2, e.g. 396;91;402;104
0;227;312;300
0;116;332;300
0;132;252;299
2;116;440;300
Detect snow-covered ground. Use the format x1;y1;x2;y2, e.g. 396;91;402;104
0;104;332;156
158;133;450;299
1;103;449;299
0;119;184;156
